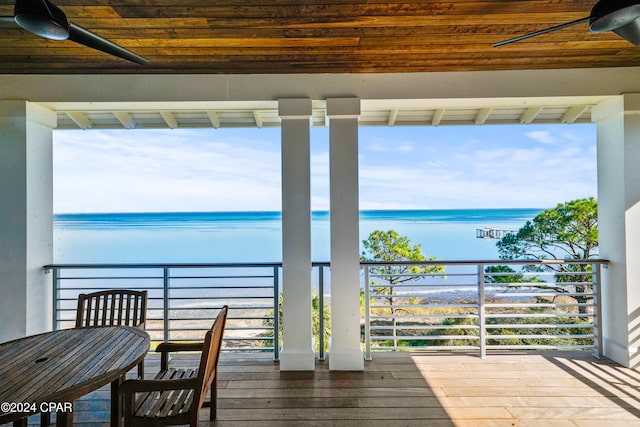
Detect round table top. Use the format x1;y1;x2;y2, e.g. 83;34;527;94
0;326;149;423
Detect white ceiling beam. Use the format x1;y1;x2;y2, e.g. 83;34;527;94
311;108;327;127
8;70;630;105
160;111;178;129
112;111;135;129
387;109;398;126
432;109;445;126
253;110;263;128
520;106;543;124
206;111;220;128
474;108;492;125
562;105;589;123
65;112;92;129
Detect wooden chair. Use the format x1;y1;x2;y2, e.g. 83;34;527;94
75;289;148;378
119;305;228;426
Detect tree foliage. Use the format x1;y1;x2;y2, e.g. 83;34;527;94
494;197;599;314
262;293;330;353
361;230;444;347
496;197;598;261
361;229;444;282
484;265;525;284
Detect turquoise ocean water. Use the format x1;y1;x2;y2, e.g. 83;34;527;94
53;209;541;264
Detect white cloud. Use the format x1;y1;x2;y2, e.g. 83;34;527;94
366;142;414;152
53;129;282;213
424;160;447;168
525;131;558;144
358;127;596;209
53;124;597;213
560;130;586;143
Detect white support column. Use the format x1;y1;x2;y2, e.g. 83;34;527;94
592;93;640;369
278;98;315;370
0;100;56;343
327;98;364;371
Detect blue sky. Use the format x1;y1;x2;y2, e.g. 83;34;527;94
52;123;597;213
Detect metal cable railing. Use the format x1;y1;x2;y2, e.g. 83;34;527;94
47;262;333;361
363;259;607;359
47;263;283;358
46;259;606;361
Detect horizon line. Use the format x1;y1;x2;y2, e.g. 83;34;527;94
54;207;546;216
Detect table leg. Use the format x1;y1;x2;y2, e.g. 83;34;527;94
12;417;27;427
55;412;72;427
111;376;124;427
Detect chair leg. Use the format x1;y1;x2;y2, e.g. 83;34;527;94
123;389;136;427
209;377;217;421
137;360;144;379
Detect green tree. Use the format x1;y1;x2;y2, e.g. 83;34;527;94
484;265;526;284
495;197;598;314
497;198;597;261
361;230;444;348
263;293;330;353
484;265;545;288
311;293;331;353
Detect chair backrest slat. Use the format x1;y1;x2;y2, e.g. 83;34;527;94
125;293;132;325
102;294;110;325
76;290;148;329
116;293;122;325
91;297;99;326
108;294;115;325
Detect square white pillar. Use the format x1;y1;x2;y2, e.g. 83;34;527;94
278;98;315;370
327;98;364;371
592;93;640;368
0;100;56;343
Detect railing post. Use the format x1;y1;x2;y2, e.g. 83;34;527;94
364;266;372;361
318;265;325;361
163;267;170;343
593;262;604;359
52;267;60;330
273;266;280;361
478;264;487;359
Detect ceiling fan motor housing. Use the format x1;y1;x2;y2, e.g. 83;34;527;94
14;0;70;40
590;0;640;31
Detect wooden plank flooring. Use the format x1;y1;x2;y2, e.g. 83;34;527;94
7;351;640;426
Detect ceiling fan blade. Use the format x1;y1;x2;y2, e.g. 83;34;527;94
611;18;640;45
494;17;590;47
68;22;148;65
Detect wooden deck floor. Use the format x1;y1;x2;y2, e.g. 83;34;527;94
9;351;640;427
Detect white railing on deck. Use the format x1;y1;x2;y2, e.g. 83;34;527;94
46;262;332;361
363;259;607;359
46;259;606;361
46;263;283;358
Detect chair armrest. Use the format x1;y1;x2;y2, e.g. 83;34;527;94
156;341;204;370
156;341;204;353
120;377;198;394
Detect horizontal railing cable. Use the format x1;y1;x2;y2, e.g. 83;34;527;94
47;259;606;361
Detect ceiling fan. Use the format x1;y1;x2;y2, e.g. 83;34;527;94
494;0;640;47
0;0;148;64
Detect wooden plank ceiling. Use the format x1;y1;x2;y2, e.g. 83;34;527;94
1;0;640;74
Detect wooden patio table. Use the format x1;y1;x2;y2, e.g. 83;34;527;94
0;326;150;427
